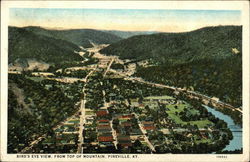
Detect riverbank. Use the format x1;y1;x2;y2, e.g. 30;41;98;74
204;105;242;152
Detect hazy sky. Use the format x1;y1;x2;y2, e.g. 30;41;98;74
9;8;241;32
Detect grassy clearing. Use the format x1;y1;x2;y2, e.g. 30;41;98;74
166;104;190;113
166;104;212;128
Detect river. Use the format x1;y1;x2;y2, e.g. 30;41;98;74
203;105;242;151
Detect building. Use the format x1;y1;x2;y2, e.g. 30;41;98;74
117;135;132;147
96;110;109;117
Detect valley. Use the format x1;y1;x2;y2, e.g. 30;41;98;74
8;38;242;154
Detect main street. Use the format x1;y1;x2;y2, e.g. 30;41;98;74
77;68;96;153
77;43;115;153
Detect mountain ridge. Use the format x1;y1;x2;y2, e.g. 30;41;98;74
100;25;242;63
8;26;83;66
101;29;160;38
22;26;123;48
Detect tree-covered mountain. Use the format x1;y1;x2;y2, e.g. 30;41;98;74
9;27;83;65
100;26;242;107
100;26;242;63
24;26;122;48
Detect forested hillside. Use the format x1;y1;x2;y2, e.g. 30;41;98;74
8;26;124;69
24;26;122;48
100;26;241;63
8;27;83;65
136;57;242;107
100;26;242;107
8;74;83;153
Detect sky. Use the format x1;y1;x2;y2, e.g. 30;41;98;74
9;8;241;32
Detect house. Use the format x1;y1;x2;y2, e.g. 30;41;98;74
98;132;114;147
98;136;113;142
117;135;132;147
97;123;111;128
119;141;132;147
121;122;132;127
86;117;94;123
143;125;155;130
142;121;155;130
98;119;109;123
96;110;108;117
97;127;112;133
121;114;134;119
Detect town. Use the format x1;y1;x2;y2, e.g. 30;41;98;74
7;43;241;154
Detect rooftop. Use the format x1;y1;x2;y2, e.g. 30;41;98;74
144;95;175;100
98;136;113;142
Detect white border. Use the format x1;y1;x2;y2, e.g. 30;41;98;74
1;1;249;162
0;1;246;10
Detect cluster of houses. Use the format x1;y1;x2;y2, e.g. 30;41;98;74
115;114;144;148
54;116;80;135
115;114;133;148
41;116;80;148
96;109;115;148
97;119;114;147
84;94;216;152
